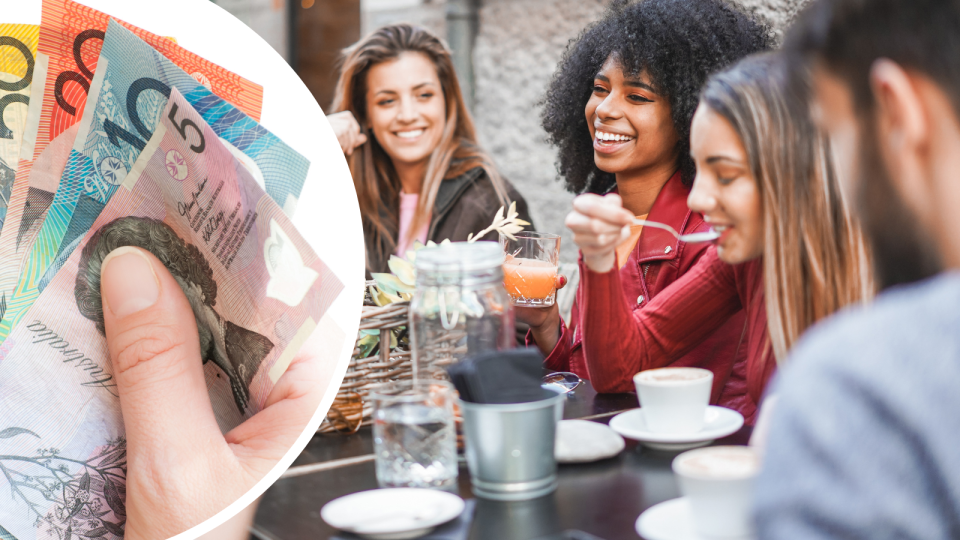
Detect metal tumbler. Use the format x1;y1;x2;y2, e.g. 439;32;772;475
458;389;565;501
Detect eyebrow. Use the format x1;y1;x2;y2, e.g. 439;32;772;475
594;74;657;93
705;155;746;165
374;81;437;97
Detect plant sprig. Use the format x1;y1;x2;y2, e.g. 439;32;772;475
467;202;530;242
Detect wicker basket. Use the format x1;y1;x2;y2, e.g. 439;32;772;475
318;281;412;433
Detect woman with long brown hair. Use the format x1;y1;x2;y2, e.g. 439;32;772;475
556;53;873;422
327;24;533;274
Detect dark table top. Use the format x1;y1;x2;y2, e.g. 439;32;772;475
252;381;751;540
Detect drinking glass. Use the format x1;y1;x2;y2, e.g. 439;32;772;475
500;232;561;307
371;379;458;489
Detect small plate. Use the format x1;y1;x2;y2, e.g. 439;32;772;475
609;406;743;451
555;419;626;463
321;488;465;540
636;497;754;540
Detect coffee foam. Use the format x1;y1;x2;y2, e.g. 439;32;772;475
674;446;759;480
637;367;711;384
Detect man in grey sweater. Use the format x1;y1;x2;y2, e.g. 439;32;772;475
754;0;960;538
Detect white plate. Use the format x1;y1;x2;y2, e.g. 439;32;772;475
609;406;744;451
555;419;626;463
321;488;466;540
636;497;754;540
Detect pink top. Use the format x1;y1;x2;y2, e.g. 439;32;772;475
396;191;430;256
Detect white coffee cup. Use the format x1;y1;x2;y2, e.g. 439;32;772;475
634;367;713;434
672;445;760;538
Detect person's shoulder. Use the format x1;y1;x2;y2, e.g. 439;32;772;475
779;272;960;395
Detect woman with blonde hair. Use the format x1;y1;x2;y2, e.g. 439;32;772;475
327;24;533;274
554;53;873;422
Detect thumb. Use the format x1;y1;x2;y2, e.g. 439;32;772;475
100;247;224;461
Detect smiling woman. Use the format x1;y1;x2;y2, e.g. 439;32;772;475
524;0;773;423
327;24;533;274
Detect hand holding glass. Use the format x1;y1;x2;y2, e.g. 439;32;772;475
501;232;561;307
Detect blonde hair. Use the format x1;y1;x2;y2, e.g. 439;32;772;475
330;24;508;268
701;53;875;364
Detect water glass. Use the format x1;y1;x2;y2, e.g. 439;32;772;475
371;379;458;489
500;232;561;307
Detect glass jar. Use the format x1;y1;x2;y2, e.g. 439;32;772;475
410;241;515;380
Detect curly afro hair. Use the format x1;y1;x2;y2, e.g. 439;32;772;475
541;0;773;194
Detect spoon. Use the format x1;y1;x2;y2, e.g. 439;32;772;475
542;371;583;394
632;219;720;243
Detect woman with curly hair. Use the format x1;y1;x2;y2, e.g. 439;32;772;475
552;52;874;425
523;0;773;421
326;24;533;274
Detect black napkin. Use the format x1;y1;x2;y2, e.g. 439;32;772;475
446;347;548;404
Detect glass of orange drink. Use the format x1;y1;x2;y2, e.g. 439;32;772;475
500;232;561;307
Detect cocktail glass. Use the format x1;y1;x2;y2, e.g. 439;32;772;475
500;232;561;307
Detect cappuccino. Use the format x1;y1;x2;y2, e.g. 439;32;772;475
634;367;713;434
673;446;759;538
674;446;759;480
638;367;712;383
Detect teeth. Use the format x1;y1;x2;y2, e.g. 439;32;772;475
596;131;633;142
397;129;424;139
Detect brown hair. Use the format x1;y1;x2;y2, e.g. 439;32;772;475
701;53;875;364
331;24;508;268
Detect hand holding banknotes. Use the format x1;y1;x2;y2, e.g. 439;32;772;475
100;246;324;540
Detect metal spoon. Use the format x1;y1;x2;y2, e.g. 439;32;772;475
542;371;583;394
632;219;720;243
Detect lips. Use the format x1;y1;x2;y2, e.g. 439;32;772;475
709;224;733;245
593;129;636;154
395;129;425;140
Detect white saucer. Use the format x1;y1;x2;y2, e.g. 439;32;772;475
636;497;754;540
609;406;744;451
555;419;626;463
321;488;465;540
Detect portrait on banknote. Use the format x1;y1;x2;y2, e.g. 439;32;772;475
75;215;275;413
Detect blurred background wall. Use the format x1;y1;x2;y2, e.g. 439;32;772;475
214;0;807;264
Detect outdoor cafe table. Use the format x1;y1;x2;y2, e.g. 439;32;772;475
252;381;752;540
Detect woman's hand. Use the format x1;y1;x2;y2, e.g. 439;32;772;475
327;111;368;156
514;275;567;355
565;193;634;273
100;247;325;540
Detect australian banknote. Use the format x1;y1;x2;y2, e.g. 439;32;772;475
34;21;310;294
0;88;342;540
0;25;38;233
0;0;264;323
0;5;267;337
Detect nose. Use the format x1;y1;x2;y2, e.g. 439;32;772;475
687;172;719;215
397;95;417;124
595;93;623;122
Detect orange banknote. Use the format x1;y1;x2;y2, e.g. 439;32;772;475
0;0;265;316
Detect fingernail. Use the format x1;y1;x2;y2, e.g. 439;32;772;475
101;247;160;318
559;275;567;288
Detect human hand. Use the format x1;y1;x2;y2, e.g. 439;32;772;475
327;111;368;156
100;247;325;540
513;275;567;354
564;193;634;273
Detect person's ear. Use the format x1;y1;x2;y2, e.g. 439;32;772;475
869;59;932;208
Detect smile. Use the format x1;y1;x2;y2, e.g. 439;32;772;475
594;130;635;153
395;129;425;139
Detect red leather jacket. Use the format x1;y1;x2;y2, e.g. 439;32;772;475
533;171;754;418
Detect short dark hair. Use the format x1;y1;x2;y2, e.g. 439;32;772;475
785;0;960;118
541;0;772;194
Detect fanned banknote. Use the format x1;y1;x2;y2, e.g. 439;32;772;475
0;25;38;232
0;88;342;540
34;21;309;294
0;0;264;324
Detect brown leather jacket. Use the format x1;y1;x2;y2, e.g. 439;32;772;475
365;167;535;275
